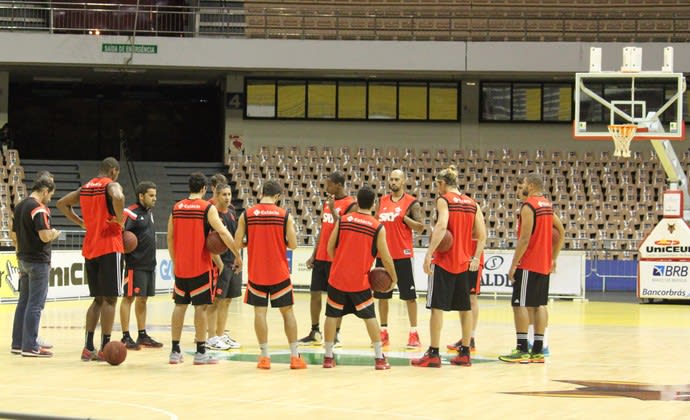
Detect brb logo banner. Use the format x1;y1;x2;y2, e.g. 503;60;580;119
639;260;690;299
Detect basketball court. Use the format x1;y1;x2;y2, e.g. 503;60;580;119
0;293;688;419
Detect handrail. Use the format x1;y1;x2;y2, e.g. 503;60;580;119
0;0;687;41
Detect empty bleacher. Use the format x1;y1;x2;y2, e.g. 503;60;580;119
227;145;679;260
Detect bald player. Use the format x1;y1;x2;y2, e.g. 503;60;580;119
374;169;425;348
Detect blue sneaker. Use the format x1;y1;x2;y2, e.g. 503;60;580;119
543;346;550;357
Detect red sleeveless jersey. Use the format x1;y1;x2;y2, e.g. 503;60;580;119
315;195;356;262
376;193;416;259
80;177;123;259
433;192;477;274
245;203;290;285
329;213;382;292
172;198;212;278
517;195;553;275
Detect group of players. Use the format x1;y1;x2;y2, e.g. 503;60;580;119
12;156;564;369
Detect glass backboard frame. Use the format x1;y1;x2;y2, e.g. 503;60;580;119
573;71;686;141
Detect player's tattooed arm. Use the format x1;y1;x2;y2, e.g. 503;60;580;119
404;201;425;233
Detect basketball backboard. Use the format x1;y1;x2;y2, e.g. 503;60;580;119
574;71;686;140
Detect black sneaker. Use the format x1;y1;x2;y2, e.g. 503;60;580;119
122;336;141;350
297;330;323;346
137;335;164;348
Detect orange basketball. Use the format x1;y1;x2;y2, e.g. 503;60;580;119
103;341;127;366
206;231;228;254
368;267;393;293
436;230;453;253
123;231;138;254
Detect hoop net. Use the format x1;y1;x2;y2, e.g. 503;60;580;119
608;124;637;158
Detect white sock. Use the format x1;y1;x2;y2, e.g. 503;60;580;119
289;342;298;357
259;343;268;357
373;341;383;359
324;341;334;358
410;327;417;333
528;324;534;343
543;328;549;348
381;326;388;332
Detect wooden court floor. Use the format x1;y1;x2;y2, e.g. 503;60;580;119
0;292;688;420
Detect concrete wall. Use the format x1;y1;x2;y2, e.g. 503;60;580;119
2;34;690;73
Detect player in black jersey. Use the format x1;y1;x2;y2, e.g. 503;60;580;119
119;181;163;349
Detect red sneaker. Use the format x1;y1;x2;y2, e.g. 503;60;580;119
406;331;421;349
446;338;476;353
450;353;472;367
411;351;441;368
446;340;461;351
375;356;391;370
81;347;104;362
322;356;336;368
380;329;390;347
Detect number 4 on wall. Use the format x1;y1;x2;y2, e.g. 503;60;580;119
226;93;244;109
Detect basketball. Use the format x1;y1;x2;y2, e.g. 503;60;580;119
103;341;127;366
552;226;561;252
368;267;393;293
436;230;453;253
206;230;228;254
123;231;138;254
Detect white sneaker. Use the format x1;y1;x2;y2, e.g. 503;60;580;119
220;334;241;349
206;336;231;351
193;352;219;365
37;337;53;349
334;332;343;349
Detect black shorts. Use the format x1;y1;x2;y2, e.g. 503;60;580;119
122;269;155;297
310;260;331;292
325;285;376;319
426;265;471;312
244;279;294;308
85;252;123;298
215;267;242;299
511;269;550;307
173;271;214;306
469;265;482;296
373;258;417;300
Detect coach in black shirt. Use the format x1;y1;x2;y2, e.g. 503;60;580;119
119;181;163;349
11;178;60;357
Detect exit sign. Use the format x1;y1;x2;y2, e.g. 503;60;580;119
102;43;158;54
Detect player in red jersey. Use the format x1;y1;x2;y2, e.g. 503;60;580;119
374;169;425;348
233;180;307;370
299;171;357;346
499;173;564;364
57;157;125;362
412;165;486;368
322;185;398;370
167;173;242;365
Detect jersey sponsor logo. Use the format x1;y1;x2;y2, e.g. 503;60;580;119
536;200;552;208
346;216;374;226
177;202;201;210
84;181;105;188
323;213;335;224
378;207;402;222
253;209;280;216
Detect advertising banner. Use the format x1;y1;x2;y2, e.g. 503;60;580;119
638;260;690;299
0;248;586;303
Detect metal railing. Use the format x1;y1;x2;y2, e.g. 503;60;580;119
0;1;688;41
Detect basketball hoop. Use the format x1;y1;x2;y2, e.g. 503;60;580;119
608;124;637;158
